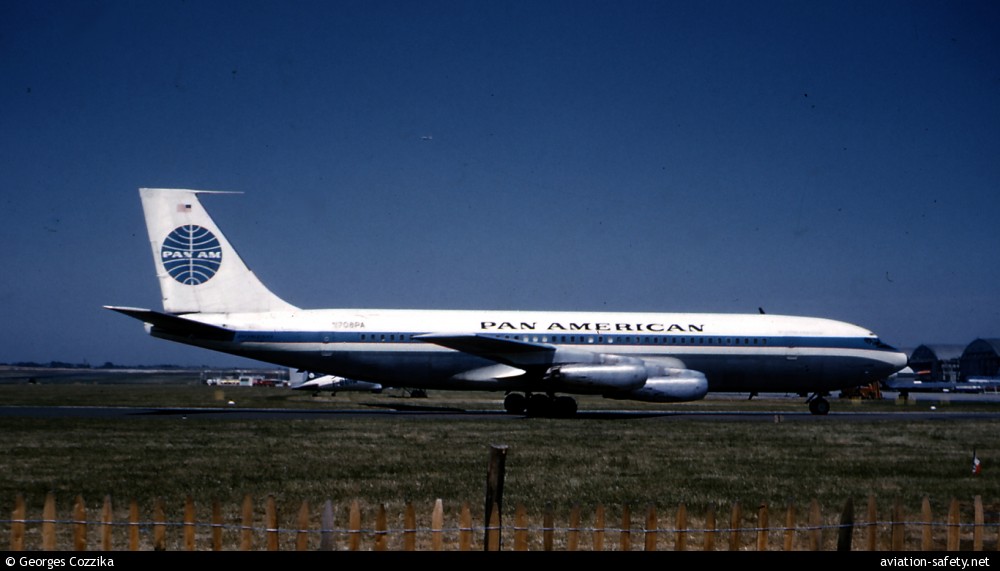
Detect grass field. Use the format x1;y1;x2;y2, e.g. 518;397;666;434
2;371;1000;550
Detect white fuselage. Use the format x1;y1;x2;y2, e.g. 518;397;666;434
159;308;907;395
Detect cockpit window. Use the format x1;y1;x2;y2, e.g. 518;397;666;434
865;337;896;350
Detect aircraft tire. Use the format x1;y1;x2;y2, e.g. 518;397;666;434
504;393;527;414
809;397;830;415
552;396;578;417
526;394;552;417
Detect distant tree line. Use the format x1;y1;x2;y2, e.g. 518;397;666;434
3;361;207;370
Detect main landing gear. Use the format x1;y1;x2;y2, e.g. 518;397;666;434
806;393;830;415
504;392;578;417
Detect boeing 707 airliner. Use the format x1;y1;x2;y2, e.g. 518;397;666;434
107;188;908;415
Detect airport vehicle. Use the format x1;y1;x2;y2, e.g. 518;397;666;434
107;188;908;415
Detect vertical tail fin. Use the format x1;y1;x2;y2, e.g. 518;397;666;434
139;188;298;314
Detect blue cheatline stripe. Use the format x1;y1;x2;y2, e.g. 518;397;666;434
230;331;897;352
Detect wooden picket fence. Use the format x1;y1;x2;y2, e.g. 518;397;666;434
5;493;999;551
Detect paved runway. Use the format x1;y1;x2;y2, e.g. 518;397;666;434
1;403;998;421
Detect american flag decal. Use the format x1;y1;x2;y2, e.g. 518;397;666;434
177;203;192;212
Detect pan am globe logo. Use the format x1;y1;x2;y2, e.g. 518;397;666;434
161;225;223;285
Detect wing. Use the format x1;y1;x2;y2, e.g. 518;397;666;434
415;333;708;402
413;333;556;369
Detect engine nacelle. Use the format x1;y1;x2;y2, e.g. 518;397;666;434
608;369;709;403
545;363;647;391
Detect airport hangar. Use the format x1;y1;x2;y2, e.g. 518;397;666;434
904;338;1000;383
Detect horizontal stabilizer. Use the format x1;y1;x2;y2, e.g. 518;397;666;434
104;306;235;342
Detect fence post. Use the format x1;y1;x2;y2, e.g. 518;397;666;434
128;499;139;551
729;502;741;551
432;499;444;551
838;497;854;551
784;501;796;551
10;495;29;552
757;503;768;551
947;498;960;551
891;498;905;550
266;495;279;551
487;502;501;551
593;504;605;551
974;496;984;551
921;497;933;550
212;500;223;551
644;504;657;551
240;494;254;551
675;502;687;551
403;501;416;551
349;499;361;551
866;495;878;551
459;502;472;551
296;500;310;551
320;500;335;551
620;504;631;551
375;504;388;551
544;504;554;551
484;444;508;551
184;495;196;551
153;498;166;551
73;495;86;551
567;504;581;551
42;492;56;551
513;503;528;551
808;499;821;551
704;504;716;552
11;494;25;551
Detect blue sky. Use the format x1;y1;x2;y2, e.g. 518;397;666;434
1;1;998;367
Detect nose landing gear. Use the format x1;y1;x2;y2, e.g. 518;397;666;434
807;393;830;415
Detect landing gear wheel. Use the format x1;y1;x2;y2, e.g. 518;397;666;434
503;393;527;414
526;394;552;417
552;396;578;417
808;397;830;415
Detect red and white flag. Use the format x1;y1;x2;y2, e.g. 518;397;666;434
972;450;982;475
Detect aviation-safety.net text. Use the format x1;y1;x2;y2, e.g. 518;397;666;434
882;558;990;568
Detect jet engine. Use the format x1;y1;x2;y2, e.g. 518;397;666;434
544;363;647;391
540;351;709;402
616;371;708;402
610;368;709;403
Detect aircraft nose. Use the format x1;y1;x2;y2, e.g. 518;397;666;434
883;350;909;375
864;352;907;382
